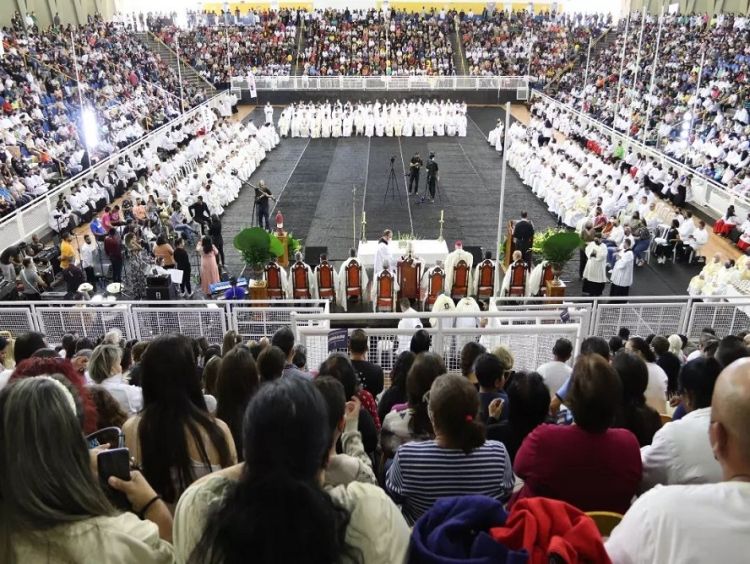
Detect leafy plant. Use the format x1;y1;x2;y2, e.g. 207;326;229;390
531;227;562;255
233;227;284;271
287;232;303;255
540;231;583;272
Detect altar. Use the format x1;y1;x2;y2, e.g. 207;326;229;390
356;239;449;267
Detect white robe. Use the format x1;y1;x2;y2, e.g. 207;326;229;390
454;297;480;349
373;240;392;280
291;262;318;298
443;249;474;295
430;294;456;329
582;242;608;284
336;258;369;311
610;249;634;288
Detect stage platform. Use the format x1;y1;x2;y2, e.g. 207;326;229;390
219;106;702;297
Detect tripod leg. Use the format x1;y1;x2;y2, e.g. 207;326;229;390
393;169;402;204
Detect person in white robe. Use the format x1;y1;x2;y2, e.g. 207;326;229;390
342;111;353;137
264;102;274;125
364;112;375;138
265;258;291;298
331;112;342;138
310;112;322;139
429;293;456;330
500;251;528;296
396;297;423;353
443;241;474;296
373;230;393;280
470;254;499;297
336;251;369;311
278;108;291;138
375;111;385;137
321;113;332;139
454;296;480;350
526;259;548;297
290;253;318;298
610;241;635;296
371;260;399;309
488;119;504;152
582;238;608;296
354;109;365;136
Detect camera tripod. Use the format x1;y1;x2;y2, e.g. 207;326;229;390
384;156;403;205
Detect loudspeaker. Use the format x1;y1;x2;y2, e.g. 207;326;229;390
146;274;171;288
304;246;328;268
146;285;176;301
464;246;484;265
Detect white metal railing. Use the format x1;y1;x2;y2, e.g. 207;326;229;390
0;92;230;251
231;75;530;92
1;295;748;351
531;89;750;221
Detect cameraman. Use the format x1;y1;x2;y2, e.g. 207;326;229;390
408;152;423;195
425;152;439;203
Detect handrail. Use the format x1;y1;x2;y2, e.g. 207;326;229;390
232;75;531;91
530;89;750;218
147;30;218;93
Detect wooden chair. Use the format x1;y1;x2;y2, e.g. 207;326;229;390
291;261;311;299
316;260;336;301
539;262;554;296
476;259;495;299
425;266;445;308
344;259;363;303
265;261;285;299
506;261;527;297
586;511;623;538
450;259;470;300
376;270;395;312
397;257;421;301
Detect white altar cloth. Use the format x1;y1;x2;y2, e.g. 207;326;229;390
356;239;449;267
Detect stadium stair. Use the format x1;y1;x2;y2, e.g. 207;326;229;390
292;21;305;76
544;27;614;93
136;32;217;100
452;15;469;75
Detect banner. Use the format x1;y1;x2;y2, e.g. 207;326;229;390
327;328;348;352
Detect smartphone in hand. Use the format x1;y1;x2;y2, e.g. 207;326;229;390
98;448;131;510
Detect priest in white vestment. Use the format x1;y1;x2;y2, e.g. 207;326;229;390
610;241;635;296
290;253;318;299
336;250;369;311
373;230;393;279
443;241;474;297
582;238;608;296
396;297;423;353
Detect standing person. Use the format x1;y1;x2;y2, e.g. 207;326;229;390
173;238;192;297
578;221;597;278
19;258;46;300
374;229;393;277
610;239;635;296
198;236;221;296
153;236;175;268
123;233;148;300
59;232;76;270
208;215;224;266
423;152;438;203
253;180;275;231
79;234;97;285
104;228;123;283
408;152;423;195
188;196;211;235
582;236;608;296
512;211;535;265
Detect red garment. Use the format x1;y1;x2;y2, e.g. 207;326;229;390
737;238;750;252
713;219;734;235
357;389;381;431
490;497;611;564
512;424;641;514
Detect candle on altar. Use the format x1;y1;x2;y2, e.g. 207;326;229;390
363;211;366;222
440;209;444;221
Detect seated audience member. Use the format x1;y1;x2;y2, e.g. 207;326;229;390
640;357;723;491
314;376;377;487
256;345;287;383
475;353;510;423
271;326;311;379
89;344;143;416
513;354;642;513
11;331;48;366
550;336;611;415
292;344;307;370
626;337;669;414
348;328;385;397
215;345;260;461
318;353;379;454
652;335;681;397
0;377;174;562
386;374;515;525
381;352;445;458
378;351;416;423
172;377;410;563
410;329;431;354
221;330;242;356
612;351;662;447
536;337;573;399
123;334;236;507
459;341;486;386
606;358;750;563
486;371;550;463
715;335;750;368
608;336;624;355
202;355;222;398
88;385;129;430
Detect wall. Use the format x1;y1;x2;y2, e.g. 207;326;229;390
0;0;116;27
628;0;750;14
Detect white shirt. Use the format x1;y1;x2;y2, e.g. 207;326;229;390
396;308;422;352
95;375;143;416
640;407;722;491
606;482;750;564
79;242;96;269
373;239;392;277
644;362;668;414
0;368;12;390
536;361;572;399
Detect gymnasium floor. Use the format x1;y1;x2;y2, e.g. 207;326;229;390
220;105;703;296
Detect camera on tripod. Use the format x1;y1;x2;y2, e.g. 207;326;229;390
390;156;396;165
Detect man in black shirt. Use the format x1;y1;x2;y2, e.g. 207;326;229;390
512;211;535;265
408;152;423;195
189;196;211;234
424;152;438;203
253;180;275;231
173;237;192;297
348;328;384;397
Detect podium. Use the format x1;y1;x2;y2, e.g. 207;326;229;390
249;280;269;300
503;221;515;268
545;279;566;303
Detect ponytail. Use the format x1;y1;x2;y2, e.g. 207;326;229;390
457;416;486;455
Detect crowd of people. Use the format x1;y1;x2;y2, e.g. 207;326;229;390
301;9;457;76
0;18;206;218
278;99;468;138
0;315;748;562
461;10;609;80
552;12;750;194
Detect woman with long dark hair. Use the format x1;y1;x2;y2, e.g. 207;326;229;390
197;235;220;295
611;351;662;446
378;350;416;422
208;214;224;266
386;373;515;525
123;334;236;507
626;336;669;414
0;377;174;563
173;377;410;563
215;345;259;460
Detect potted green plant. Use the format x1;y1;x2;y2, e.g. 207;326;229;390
540;230;583;284
233;227;285;286
286;232;303;256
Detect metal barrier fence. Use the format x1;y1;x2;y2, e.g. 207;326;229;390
530;90;750;221
0;300;329;346
1;295;749;351
232;75;530;92
0;92;230;251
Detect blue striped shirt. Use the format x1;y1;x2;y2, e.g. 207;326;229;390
385;439;514;524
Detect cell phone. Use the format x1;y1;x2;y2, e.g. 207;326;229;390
98;448;131;510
